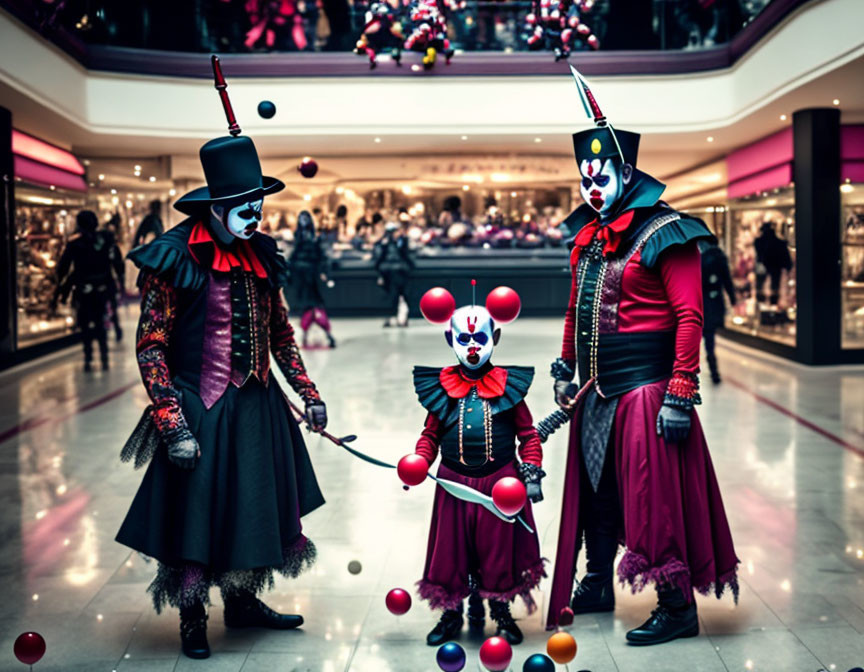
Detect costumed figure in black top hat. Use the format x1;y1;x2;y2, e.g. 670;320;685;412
289;210;336;348
409;284;546;647
545;67;739;645
116;57;328;660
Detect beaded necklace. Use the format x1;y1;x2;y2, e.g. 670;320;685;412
457;387;494;466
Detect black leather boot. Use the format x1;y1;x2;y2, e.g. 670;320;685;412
570;573;615;614
626;587;698;646
467;592;485;631
327;333;336;349
426;607;463;646
489;600;523;645
223;591;304;630
179;603;210;659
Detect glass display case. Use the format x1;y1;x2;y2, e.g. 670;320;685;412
841;182;864;349
725;188;796;346
14;188;83;347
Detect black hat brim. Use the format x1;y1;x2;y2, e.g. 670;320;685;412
173;176;285;215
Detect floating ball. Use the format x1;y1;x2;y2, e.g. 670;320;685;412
13;632;46;665
347;560;362;575
587;34;600;50
546;631;577;664
257;100;276;119
298;157;318;178
420;287;456;324
397;454;429;487
558;605;575;626
491;477;527;517
479;636;512;672
385;588;412;615
485;286;521;323
436;642;467;671
523;653;556;672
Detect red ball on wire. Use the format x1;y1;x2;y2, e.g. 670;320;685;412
13;632;46;666
397;454;429;487
479;636;512;671
385;588;412;615
420;287;456;324
485;286;521;323
491;476;527;517
298;157;318;178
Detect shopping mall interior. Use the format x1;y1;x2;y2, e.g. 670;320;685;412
0;0;863;670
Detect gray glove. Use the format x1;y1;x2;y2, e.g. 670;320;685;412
518;462;546;504
164;427;200;470
656;405;692;444
554;380;578;410
306;402;328;431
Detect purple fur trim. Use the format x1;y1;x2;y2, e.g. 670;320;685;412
694;565;740;604
618;551;740;603
476;559;548;615
416;580;470;611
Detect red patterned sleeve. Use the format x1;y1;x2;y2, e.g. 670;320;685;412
415;412;442;465
270;288;321;403
561;250;578;362
513;401;543;467
658;242;703;407
136;273;187;436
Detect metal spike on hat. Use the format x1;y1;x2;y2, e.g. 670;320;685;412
568;64;625;164
211;55;241;137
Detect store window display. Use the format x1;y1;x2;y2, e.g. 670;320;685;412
842;182;864;349
726;190;796;346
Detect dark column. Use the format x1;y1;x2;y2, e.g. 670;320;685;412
793;108;841;365
0;106;16;360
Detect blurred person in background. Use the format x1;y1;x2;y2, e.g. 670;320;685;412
699;239;736;384
52;210;117;371
102;217;126;342
133;200;165;249
289;210;336;348
754;221;792;306
374;221;414;327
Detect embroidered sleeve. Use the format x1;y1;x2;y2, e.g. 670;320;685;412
415;412;443;465
270;288;321;403
136;273;188;436
513;400;543;466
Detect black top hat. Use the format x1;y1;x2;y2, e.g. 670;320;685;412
572;127;640;166
174;136;285;214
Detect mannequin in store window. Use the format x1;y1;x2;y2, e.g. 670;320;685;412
546;68;739;645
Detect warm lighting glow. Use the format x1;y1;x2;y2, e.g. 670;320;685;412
303;194;312;201
833;99;840;106
780;579;791;592
125;200;133;208
491;173;510;182
56;484;67;496
11;130;85;175
35;510;47;520
110;188;117;194
148;176;156;182
462;185;470;191
98;174;105;180
780;114;787;121
374;137;382;143
32;594;39;601
840;184;854;194
168;188;176;196
461;135;468;140
401;185;412;195
534;137;542;143
706;136;715;143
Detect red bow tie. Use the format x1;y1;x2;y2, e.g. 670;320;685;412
571;210;635;258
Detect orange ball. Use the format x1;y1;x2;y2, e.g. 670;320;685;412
546;631;577;664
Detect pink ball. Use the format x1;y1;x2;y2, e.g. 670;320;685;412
420;287;456;323
491;477;527;517
298;157;318;178
587;34;600;49
479;636;513;671
397;454;429;487
485;286;521;323
385;588;412;615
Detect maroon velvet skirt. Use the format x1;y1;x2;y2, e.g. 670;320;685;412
417;460;546;612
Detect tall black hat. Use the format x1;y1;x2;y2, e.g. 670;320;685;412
568;65;641;166
174;56;285;215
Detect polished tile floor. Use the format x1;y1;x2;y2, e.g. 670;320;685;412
1;313;863;672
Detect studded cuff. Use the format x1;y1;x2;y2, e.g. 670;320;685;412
663;371;702;410
550;357;576;382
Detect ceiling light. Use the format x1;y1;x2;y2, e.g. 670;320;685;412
110;188;117;194
534;138;542;143
98;173;105;180
148;176;156;182
461;135;468;140
134;164;141;171
462;185;470;191
168;188;176;196
840;184;854;194
374;137;381;143
780;114;787;121
833;99;840;106
706;136;714;143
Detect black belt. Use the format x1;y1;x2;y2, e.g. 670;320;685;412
592;331;675;398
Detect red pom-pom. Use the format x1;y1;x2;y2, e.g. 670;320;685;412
397;454;429;487
420;287;456;324
485;286;521;323
491;476;527;516
298;157;318;178
479;636;513;671
385;588;412;615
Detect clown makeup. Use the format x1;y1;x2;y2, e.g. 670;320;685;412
446;306;498;370
212;199;264;241
579;158;631;218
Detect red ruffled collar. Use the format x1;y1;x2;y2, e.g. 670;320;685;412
439;365;508;399
570;209;635;264
187;220;267;278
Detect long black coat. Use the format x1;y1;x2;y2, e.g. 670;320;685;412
701;246;736;331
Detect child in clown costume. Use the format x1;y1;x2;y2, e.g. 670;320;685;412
408;285;546;646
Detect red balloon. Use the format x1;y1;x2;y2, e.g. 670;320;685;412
397;454;429;487
14;632;46;666
485;286;521;323
491;477;527;517
298;157;318;178
385;588;412;615
479;636;512;671
420;287;456;324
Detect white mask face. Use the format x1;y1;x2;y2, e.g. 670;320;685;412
217;199;263;240
447;306;495;370
579;158;625;217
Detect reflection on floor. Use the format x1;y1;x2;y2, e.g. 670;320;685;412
0;315;863;672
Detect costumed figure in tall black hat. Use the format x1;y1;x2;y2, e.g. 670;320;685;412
116;57;328;660
289;210;336;348
544;67;739;644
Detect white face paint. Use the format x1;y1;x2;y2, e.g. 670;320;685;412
213;199;263;240
579;158;626;217
447;306;496;370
